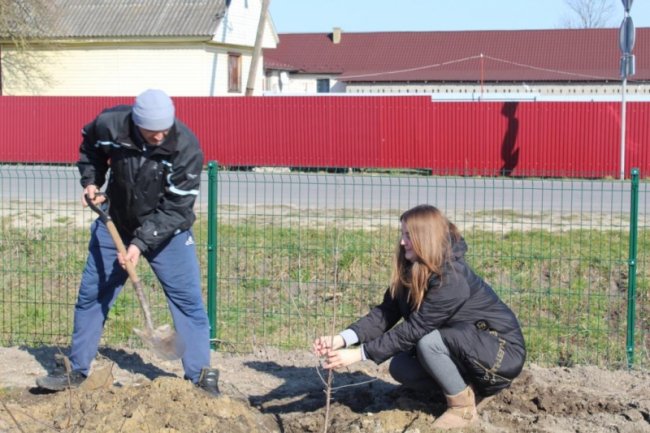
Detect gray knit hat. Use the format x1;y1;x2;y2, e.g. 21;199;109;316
132;89;175;131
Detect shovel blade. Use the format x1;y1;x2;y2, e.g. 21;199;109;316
133;324;184;361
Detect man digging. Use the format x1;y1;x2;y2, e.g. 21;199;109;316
36;89;219;396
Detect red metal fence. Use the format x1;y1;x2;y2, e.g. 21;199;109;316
1;96;648;177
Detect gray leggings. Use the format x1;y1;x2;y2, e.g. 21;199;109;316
388;329;467;395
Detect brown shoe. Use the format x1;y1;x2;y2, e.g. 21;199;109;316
432;385;478;430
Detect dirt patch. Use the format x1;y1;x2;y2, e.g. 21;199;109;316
2;201;647;234
0;346;648;433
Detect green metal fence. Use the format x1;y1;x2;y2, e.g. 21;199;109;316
0;164;647;369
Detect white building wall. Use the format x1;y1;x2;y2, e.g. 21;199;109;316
214;0;277;48
282;75;317;93
264;73;345;94
1;43;256;96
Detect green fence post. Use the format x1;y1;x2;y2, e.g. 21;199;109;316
207;162;219;350
626;168;639;368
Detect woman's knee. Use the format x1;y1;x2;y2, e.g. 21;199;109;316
388;353;406;382
416;330;448;358
388;351;420;384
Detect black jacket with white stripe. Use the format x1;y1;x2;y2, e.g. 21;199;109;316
77;105;204;254
348;238;526;394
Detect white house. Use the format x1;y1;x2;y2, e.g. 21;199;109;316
0;0;278;96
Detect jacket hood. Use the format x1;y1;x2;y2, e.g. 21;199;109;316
451;236;468;261
426;236;467;287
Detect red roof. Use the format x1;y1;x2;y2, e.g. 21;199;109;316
263;28;650;83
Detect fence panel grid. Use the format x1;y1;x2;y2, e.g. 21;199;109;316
0;165;647;369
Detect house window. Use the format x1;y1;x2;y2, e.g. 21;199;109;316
317;78;330;93
228;53;241;93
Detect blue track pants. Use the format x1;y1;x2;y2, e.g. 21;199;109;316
69;219;211;383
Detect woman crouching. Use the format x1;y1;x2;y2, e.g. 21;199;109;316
313;204;526;430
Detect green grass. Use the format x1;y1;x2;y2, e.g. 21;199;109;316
1;215;648;369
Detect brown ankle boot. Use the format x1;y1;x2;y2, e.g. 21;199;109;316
432;385;478;430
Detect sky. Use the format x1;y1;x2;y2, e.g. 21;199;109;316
269;0;650;34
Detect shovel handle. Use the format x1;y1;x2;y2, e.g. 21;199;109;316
84;192;110;223
84;193;155;333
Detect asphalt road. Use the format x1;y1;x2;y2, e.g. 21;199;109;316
0;165;641;215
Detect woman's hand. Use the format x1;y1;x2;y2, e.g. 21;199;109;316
322;347;363;370
313;335;345;356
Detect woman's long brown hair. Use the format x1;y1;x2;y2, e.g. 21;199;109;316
389;205;460;310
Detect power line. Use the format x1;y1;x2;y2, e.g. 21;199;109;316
339;53;635;82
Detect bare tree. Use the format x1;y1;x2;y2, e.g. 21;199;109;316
560;0;617;28
0;0;54;94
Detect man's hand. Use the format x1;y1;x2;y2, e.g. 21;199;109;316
321;347;363;370
81;185;106;207
118;244;142;269
313;335;345;356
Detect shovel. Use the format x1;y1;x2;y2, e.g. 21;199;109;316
84;193;182;360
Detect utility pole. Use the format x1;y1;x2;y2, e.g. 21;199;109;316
245;0;270;96
618;0;635;180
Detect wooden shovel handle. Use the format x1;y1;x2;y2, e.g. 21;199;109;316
84;193;155;332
